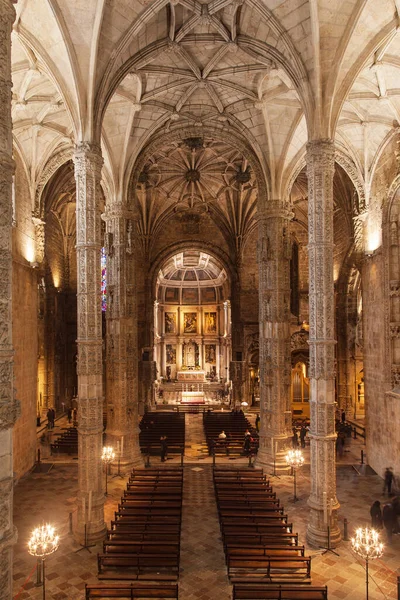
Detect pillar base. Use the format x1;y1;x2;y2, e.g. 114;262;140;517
254;447;291;475
73;518;106;546
255;434;291;474
110;453;144;475
306;500;341;548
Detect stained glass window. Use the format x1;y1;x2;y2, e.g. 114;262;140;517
101;247;107;311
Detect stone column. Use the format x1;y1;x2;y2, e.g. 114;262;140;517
306;139;340;547
73;142;106;543
256;200;292;472
0;2;20;596
103;205;143;469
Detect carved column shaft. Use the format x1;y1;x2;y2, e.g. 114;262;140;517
104;207;143;469
306;139;340;547
0;2;20;597
256;200;292;471
73;143;106;543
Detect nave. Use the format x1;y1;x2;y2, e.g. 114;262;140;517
12;414;400;600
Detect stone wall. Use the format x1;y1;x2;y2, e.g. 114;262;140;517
12;261;38;476
12;157;38;477
362;251;392;478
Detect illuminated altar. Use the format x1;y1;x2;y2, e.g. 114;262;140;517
177;370;206;382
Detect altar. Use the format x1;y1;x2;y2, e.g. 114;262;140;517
177;370;206;382
181;391;205;404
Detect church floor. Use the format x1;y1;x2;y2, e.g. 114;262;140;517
13;418;400;599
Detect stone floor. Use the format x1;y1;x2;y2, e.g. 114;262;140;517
12;413;400;599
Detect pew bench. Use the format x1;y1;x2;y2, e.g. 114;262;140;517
85;582;179;599
232;583;328;600
97;553;179;579
227;555;312;581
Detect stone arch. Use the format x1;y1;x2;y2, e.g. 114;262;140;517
128;125;269;209
148;240;236;303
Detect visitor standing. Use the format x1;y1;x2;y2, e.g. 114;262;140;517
292;428;299;448
299;425;307;448
67;407;72;424
46;408;52;429
383;503;395;544
384;467;394;495
255;414;260;432
370;500;383;529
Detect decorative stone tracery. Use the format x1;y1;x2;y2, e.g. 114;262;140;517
306;139;341;547
256;199;293;471
103;204;143;470
73;142;106;543
0;2;20;597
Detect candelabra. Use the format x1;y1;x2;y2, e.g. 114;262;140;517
28;524;59;600
285;449;304;502
351;527;383;600
101;446;115;495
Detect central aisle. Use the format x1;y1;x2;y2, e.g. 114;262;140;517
179;465;231;599
184;412;209;459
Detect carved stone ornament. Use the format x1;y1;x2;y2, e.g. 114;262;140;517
0;399;21;430
290;330;309;351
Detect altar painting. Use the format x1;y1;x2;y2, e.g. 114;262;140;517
205;344;216;364
165;312;177;333
166;344;176;364
204;312;217;333
183;312;197;333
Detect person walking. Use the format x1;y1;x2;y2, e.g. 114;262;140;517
255;414;260;432
384;467;394;495
67;407;72;424
370;500;383;529
50;407;56;429
243;430;252;456
46;408;52;429
72;408;78;427
299;425;307;448
160;435;168;462
383;503;395;544
292;428;299;448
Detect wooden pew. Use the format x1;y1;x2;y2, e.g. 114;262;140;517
232;584;328;600
227;555;311;581
223;533;298;548
85;582;179;599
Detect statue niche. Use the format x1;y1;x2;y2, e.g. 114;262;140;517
182;340;199;370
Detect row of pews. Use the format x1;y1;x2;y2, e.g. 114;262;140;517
50;426;78;454
85;467;182;599
203;411;259;457
213;468;328;600
139;413;185;457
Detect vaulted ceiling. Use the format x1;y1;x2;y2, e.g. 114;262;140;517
10;0;400;244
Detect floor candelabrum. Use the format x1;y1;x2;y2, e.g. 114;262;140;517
28;524;59;600
285;449;304;502
351;527;383;600
101;446;115;495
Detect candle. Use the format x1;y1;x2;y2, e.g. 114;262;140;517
88;491;92;523
82;497;86;520
120;436;124;457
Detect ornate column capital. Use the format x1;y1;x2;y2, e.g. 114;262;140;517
306;139;335;166
73;142;103;176
258;199;294;221
102;204;139;222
